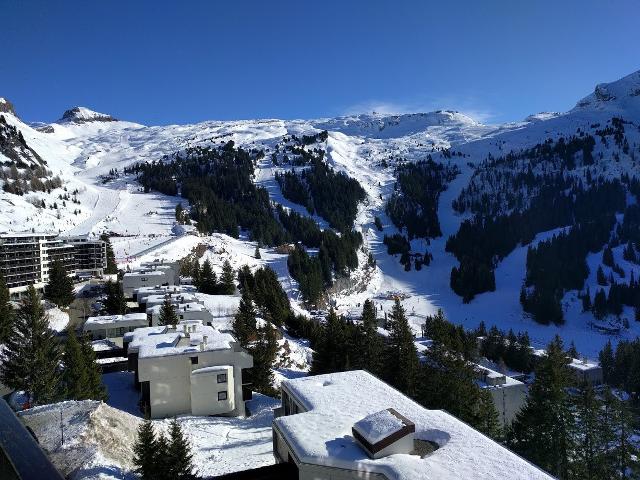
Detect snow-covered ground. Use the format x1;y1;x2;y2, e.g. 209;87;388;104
19;372;283;480
3;69;640;361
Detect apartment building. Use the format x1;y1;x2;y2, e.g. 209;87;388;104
272;370;553;480
0;233;75;298
123;320;253;419
63;236;107;275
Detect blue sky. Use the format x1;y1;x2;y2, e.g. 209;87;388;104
2;0;639;125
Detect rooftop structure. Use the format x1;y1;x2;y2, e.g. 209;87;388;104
124;320;252;418
272;370;553;480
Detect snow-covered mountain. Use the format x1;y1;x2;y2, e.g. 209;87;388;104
2;69;640;357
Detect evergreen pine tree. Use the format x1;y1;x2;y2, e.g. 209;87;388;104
220;260;236;295
199;259;217;294
383;299;419;397
507;336;575;479
166;418;196;480
63;329;88;400
104;281;127;315
358;299;383;377
602;246;614;267
191;261;201;289
80;333;107;401
133;419;158;480
572;384;609;480
598;340;614;384
476;388;503;440
232;290;257;348
250;324;278;396
567;341;579;359
310;309;347;374
0;275;13;343
101;234;118;274
44;260;75;307
609;392;639;478
0;286;62;405
155;432;170;478
596;266;608;286
254;246;261;259
158;298;178;326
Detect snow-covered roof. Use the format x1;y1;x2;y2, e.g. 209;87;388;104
274;371;552;480
147;302;207;314
134;285;196;296
569;358;601;371
126;321;235;359
84;313;147;327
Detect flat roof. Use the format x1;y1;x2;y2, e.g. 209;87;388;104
274;371;552;480
84;313;148;327
126;321;235;359
147;302;207;314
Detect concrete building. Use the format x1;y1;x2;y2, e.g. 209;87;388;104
63;236;107;275
83;313;149;339
139;260;180;285
0;233;75;298
147;302;213;326
272;371;553;480
124;320;253;419
569;358;603;385
532;349;603;386
475;364;528;426
122;270;173;298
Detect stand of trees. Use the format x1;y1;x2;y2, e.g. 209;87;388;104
133;418;196;480
508;336;638;479
310;300;502;439
447;179;626;303
386;159;459;239
521;216;615;325
275;156;366;232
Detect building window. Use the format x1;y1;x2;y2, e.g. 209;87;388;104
218;391;227;401
190;356;198;365
217;373;227;384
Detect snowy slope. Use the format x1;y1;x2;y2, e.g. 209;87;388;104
2;68;640;358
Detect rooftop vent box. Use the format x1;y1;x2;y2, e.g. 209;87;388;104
352;408;415;459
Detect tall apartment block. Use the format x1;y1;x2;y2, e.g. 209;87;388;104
0;233;106;298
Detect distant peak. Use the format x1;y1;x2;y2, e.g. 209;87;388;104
59;106;117;124
573;69;640;111
0;98;17;117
